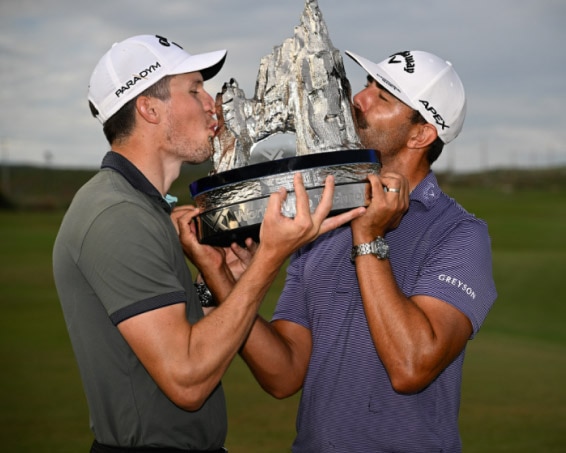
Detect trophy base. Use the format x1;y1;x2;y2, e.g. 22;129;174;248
189;149;380;247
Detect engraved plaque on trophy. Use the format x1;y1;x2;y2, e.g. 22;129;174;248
189;0;380;246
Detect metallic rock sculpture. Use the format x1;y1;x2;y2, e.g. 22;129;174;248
211;0;362;173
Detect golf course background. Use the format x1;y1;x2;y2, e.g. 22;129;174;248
1;165;565;452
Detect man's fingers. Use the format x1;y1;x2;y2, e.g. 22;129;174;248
229;241;255;265
291;172;310;219
311;175;335;224
319;206;366;236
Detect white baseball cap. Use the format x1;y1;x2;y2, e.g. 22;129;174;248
88;34;227;124
345;50;466;144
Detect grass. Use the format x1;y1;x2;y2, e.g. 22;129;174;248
1;169;565;452
449;188;566;452
0;212;91;452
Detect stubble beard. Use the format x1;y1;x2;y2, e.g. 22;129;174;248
354;107;408;166
165;121;213;165
185;139;213;165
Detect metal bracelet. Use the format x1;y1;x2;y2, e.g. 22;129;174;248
194;282;216;307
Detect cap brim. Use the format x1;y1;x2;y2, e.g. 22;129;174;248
171;49;227;81
345;50;415;109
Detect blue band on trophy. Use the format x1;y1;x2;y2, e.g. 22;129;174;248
189;149;381;246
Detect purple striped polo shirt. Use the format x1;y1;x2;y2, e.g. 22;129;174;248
273;171;497;453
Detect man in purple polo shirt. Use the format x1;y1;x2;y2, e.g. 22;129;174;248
200;49;497;452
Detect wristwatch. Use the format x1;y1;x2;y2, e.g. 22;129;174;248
351;236;390;262
194;281;216;307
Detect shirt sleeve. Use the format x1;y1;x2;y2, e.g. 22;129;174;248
412;217;497;336
78;201;186;322
272;250;311;329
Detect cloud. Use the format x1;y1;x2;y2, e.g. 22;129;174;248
1;0;565;171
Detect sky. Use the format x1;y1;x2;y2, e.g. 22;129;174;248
1;0;565;173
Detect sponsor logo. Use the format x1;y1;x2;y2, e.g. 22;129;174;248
438;274;476;300
388;51;415;74
377;75;401;94
155;35;183;50
419;100;449;131
115;62;162;98
386;51;450;131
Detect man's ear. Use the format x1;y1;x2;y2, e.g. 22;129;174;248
136;96;161;124
408;123;438;149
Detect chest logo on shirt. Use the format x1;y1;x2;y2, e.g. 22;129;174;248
438;274;476;300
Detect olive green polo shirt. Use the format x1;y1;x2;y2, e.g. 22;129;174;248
53;151;226;449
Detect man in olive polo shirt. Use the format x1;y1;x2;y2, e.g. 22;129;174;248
53;34;363;452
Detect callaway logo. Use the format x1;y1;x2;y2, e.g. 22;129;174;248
388;51;415;73
155;35;183;50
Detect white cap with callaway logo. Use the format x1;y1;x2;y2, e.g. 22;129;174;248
88;34;227;124
345;50;466;144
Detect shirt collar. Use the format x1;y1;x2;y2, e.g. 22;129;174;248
409;171;442;210
101;151;176;214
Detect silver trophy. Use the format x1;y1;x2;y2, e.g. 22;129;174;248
190;0;380;246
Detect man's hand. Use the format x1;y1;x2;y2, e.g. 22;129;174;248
259;173;366;261
225;239;257;281
170;205;199;235
351;172;409;244
174;205;228;277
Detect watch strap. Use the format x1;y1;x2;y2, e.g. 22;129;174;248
194;281;216;307
351;236;389;262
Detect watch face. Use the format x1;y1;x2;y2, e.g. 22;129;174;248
373;237;389;259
